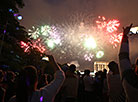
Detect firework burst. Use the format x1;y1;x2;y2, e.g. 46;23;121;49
20;15;123;64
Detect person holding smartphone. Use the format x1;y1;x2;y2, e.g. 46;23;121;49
9;55;65;102
119;24;138;102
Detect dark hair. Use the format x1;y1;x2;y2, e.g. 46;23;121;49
16;66;38;102
69;64;76;73
108;61;118;73
84;70;90;75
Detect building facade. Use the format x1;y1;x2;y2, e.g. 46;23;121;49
94;61;109;73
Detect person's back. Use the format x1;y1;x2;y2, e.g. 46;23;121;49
9;55;65;102
83;70;95;102
83;70;94;92
60;64;79;102
62;72;78;97
107;61;125;102
107;74;125;101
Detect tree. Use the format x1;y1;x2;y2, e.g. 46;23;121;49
0;0;46;71
0;0;28;41
0;0;29;71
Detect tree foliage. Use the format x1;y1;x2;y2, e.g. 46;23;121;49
0;0;28;41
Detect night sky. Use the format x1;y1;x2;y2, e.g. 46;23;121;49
20;0;138;70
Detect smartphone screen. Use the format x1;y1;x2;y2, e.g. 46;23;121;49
129;26;138;34
42;56;49;61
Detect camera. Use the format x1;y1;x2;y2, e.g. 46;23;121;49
42;56;49;61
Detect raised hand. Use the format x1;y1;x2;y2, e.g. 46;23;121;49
47;55;59;72
123;24;133;36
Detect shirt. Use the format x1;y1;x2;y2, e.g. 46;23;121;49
9;70;65;102
83;75;94;92
107;74;125;102
119;36;138;102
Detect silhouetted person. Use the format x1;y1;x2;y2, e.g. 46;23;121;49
0;70;5;102
119;24;138;102
102;69;108;102
107;61;126;102
5;71;16;102
60;64;79;102
9;55;65;102
83;69;95;102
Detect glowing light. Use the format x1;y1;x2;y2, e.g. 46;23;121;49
17;15;23;20
96;16;107;29
96;51;104;58
28;26;40;39
14;14;18;17
40;25;51;36
106;20;120;33
20;39;46;53
54;39;61;44
130;27;138;34
109;33;123;48
84;37;97;49
4;30;6;34
96;16;121;47
32;39;46;53
40;96;43;102
9;9;13;12
24;15;123;63
28;25;61;46
84;53;94;61
16;27;19;30
47;40;55;49
20;41;30;52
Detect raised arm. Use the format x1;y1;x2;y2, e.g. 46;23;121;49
40;55;65;101
119;24;132;79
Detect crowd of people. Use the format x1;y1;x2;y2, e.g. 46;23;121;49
0;24;138;102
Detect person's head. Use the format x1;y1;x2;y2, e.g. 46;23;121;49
16;65;38;102
0;70;4;82
103;69;107;73
69;64;76;73
108;61;119;74
84;69;90;76
102;69;107;79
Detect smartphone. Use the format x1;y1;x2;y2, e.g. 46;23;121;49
129;26;138;34
42;56;49;61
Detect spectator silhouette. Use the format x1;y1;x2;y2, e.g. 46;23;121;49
102;69;108;102
107;61;126;102
60;64;79;102
9;55;65;102
83;69;95;102
5;71;16;102
0;70;5;102
119;24;138;102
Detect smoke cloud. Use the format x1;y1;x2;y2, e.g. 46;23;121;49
20;0;138;69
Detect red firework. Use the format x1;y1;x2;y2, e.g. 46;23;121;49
109;33;123;47
96;16;122;47
20;41;30;52
106;20;120;33
20;39;46;53
96;16;107;29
